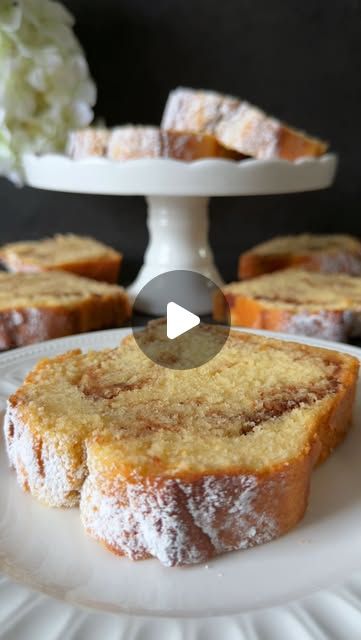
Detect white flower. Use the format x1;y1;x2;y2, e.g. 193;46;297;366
0;0;96;183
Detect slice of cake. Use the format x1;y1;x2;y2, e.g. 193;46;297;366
0;234;122;283
4;320;358;566
239;234;361;279
67;128;110;159
0;271;130;349
68;126;241;161
161;87;328;160
214;269;361;341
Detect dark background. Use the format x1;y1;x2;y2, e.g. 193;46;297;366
0;0;360;285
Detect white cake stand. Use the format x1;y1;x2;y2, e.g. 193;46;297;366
23;153;337;314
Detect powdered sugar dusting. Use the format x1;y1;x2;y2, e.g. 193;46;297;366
216;101;281;159
107;127;162;160
4;403;86;507
284;308;361;342
81;475;207;566
284;311;348;342
318;252;361;276
80;470;278;567
0;308;56;350
182;475;277;552
161;87;212;132
68;128;110;159
161;88;282;158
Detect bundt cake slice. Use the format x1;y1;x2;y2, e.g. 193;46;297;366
161;87;328;160
214;269;361;341
0;234;122;283
239;234;361;279
4;321;358;566
0;271;130;349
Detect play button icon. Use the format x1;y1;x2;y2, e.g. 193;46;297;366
166;302;200;339
131;270;231;370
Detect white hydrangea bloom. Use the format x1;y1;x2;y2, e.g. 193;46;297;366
0;0;96;183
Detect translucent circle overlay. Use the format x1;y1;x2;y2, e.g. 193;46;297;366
131;270;230;370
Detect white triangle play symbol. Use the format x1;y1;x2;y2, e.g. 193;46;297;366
166;302;200;340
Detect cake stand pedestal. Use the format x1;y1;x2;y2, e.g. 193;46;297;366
23;153;337;314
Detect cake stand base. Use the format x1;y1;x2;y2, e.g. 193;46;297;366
128;196;223;314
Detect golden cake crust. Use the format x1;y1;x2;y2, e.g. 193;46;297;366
0;234;122;283
4;322;359;566
161;88;328;160
0;271;130;349
239;234;361;279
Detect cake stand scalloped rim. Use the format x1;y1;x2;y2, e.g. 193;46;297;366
22;152;337;196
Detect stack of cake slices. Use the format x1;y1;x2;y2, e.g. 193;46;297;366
0;234;129;348
215;234;361;342
69;87;328;162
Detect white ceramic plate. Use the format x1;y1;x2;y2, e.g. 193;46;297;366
23;153;337;196
1;328;361;639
